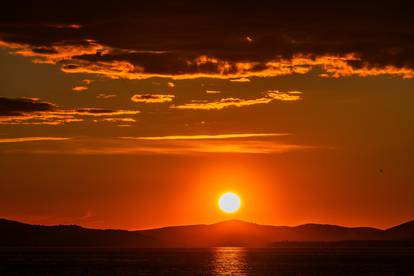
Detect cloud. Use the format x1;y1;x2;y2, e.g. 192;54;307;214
171;90;302;110
82;79;93;85
121;133;288;140
4;41;410;80
95;118;136;123
0;135;316;155
206;90;221;94
0;39;105;65
167;82;175;88
0;114;83;125
68;108;139;117
131;94;175;103
72;79;93;91
50;24;82;29
0;137;70;143
172;97;271;110
0;97;54;116
0;97;140;125
56;53;414;80
230;78;251;82
266;90;302;101
1;2;413;80
96;94;117;99
72;85;88;92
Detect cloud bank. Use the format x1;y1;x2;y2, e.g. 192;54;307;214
1;1;413;80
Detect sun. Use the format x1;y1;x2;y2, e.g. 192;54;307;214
218;192;241;213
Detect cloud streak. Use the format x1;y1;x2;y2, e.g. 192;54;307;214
121;133;288;140
0;137;70;143
0;135;317;155
266;90;302;102
0;97;140;125
54;53;414;80
72;86;88;92
206;90;221;94
96;94;117;99
131;94;175;103
171;91;302;110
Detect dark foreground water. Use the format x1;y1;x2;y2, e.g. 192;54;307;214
1;247;414;275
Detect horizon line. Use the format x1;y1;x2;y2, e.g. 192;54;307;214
1;217;411;232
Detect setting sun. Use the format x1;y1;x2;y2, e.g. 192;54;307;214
218;192;241;213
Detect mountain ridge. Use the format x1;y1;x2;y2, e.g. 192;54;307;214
1;218;413;247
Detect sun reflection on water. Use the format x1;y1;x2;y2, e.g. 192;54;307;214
211;247;248;275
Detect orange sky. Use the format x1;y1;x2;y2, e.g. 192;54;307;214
1;1;414;230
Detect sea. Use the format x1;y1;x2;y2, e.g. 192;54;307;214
1;247;414;275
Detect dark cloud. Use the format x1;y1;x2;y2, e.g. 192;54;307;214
1;1;413;79
0;97;55;116
0;97;140;125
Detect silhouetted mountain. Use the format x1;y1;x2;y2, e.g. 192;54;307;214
0;219;155;247
0;218;413;248
383;220;414;241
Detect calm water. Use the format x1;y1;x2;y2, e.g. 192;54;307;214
1;247;414;275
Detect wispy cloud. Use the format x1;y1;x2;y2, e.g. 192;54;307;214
0;39;103;65
95;118;136;123
0;137;70;143
121;133;287;140
82;79;93;85
131;94;175;103
171;90;302;110
72;79;93;92
230;78;251;82
171;97;271;110
50;24;82;29
72;85;88;92
67;108;139;117
266;90;302;101
0;135;317;155
245;36;253;43
0;97;139;125
206;90;221;94
96;93;117;99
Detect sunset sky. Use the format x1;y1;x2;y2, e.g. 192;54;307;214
1;1;413;230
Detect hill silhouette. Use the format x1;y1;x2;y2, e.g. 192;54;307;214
0;218;413;247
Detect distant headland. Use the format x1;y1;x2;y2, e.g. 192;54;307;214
1;218;413;248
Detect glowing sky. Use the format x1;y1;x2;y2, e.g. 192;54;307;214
0;1;413;229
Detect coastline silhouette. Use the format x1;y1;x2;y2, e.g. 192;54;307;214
1;218;413;248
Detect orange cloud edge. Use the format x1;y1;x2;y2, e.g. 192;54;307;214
1;40;413;80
